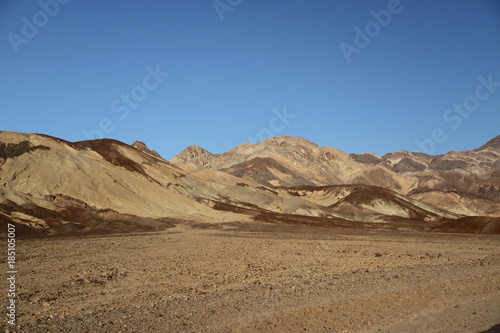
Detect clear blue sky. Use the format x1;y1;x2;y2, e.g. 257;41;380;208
1;0;499;158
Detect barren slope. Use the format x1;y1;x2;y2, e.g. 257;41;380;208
0;132;249;235
172;136;409;190
2;132;499;236
172;135;500;218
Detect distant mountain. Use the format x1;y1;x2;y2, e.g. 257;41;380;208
379;146;500;203
172;136;407;190
170;145;218;170
1;131;499;237
171;135;500;210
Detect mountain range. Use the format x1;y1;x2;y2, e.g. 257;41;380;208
1;131;499;236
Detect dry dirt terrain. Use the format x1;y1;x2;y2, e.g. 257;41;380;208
3;220;500;333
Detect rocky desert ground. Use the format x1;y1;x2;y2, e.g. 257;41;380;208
3;220;499;333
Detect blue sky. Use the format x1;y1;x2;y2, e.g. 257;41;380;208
1;0;499;159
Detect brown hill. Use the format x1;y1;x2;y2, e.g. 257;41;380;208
475;135;500;152
171;136;408;190
0;132;252;235
1;132;499;236
131;140;164;160
172;135;500;215
170;145;218;170
276;185;458;222
408;189;500;217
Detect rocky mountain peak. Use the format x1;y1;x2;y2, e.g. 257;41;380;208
131;141;163;160
182;145;212;158
263;136;317;146
170;145;215;169
475;135;500;152
170;134;498;201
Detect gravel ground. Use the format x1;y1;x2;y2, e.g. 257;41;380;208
3;221;500;332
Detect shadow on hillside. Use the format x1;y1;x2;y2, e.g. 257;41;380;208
480;324;500;333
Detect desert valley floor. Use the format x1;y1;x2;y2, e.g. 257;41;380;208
5;220;500;333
